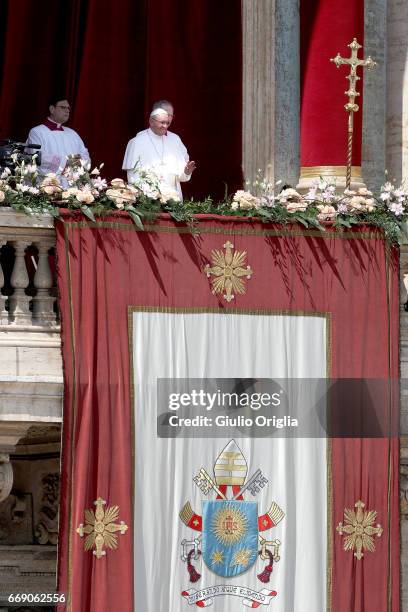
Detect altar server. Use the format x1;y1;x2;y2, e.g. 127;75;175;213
27;96;90;175
122;107;195;200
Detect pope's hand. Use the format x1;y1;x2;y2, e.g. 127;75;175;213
184;161;196;176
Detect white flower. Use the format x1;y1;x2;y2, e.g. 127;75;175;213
25;164;38;174
343;189;356;196
305;188;318;201
286;200;308;213
337;203;348;213
159;185;180;204
318;180;328;190
90;167;100;175
277;188;307;211
389;201;404;216
62;187;80;199
348;196;376;213
380;192;391;201
40;174;62;196
28;186;39;195
106;187;136;206
232;190;261;210
16;183;30;193
137;182;160;199
357;187;373;197
110;178;127;189
0;190;5;202
1;168;11;179
277;188;303;203
76;186;95;204
317;204;337;221
92;177;108;191
393;189;406;198
383;181;394;192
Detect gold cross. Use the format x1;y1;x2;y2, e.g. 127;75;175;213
76;497;128;559
330;39;376;188
331;38;376;113
336;500;383;560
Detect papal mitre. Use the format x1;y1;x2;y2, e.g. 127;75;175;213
214;439;248;486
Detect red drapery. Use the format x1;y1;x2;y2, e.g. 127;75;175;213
300;0;364;167
56;214;399;611
0;0;242;199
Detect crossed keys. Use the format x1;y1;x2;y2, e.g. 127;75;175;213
193;467;268;500
259;537;281;562
232;469;268;500
193;468;226;499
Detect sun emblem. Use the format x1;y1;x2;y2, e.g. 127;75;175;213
76;497;128;559
204;241;253;302
336;500;383;560
212;505;247;545
231;548;253;568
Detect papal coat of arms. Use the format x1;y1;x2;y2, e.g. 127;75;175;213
179;440;284;608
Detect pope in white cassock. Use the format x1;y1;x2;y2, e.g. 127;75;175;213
122;107;196;200
27;97;90;176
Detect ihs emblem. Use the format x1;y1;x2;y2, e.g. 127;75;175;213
179;440;284;608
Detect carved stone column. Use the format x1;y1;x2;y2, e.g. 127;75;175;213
8;240;31;325
242;0;299;187
32;240;56;326
0;240;8;324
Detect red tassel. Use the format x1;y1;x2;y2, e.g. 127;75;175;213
187;549;201;583
257;549;273;583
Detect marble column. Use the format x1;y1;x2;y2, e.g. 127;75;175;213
361;0;387;191
242;0;299;188
386;0;408;183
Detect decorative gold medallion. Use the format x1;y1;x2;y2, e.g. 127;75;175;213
212;505;247;545
76;497;128;559
336;500;383;560
204;241;253;302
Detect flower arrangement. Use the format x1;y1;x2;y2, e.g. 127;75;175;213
1;156;407;243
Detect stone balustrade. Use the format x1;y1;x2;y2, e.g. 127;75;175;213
0;209;63;533
0;208;57;327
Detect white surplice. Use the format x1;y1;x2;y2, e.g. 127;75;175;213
27;121;90;175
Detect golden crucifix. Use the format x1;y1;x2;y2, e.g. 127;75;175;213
330;38;376;189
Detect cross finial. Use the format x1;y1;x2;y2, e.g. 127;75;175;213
330;38;377;189
331;38;377;113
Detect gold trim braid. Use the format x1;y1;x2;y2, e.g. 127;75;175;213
300;165;362;179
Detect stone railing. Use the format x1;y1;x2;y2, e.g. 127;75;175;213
0;208;57;327
0;207;63;520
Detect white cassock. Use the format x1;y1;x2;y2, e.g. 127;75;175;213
122;128;190;200
27;120;90;175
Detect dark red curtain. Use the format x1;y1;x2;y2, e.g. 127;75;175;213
0;0;242;199
300;0;364;167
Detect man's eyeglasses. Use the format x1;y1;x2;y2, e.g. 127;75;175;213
55;105;71;111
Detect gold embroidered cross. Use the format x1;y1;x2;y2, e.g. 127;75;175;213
204;241;253;303
76;497;128;559
336;500;383;560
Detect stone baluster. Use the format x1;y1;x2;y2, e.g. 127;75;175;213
0;240;8;324
32;240;56;325
8;240;31;325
